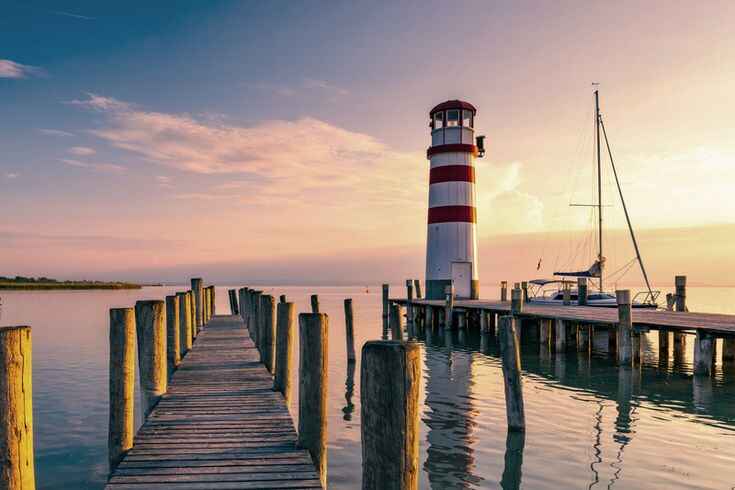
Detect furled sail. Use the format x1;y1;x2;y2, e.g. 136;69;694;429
554;257;605;278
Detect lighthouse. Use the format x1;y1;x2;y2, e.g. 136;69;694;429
425;100;485;300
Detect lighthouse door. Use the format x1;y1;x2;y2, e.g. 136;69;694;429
451;262;472;298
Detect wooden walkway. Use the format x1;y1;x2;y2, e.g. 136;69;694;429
394;298;735;336
105;315;322;489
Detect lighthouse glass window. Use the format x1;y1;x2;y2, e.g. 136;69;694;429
462;110;473;128
446;109;460;127
433;111;444;129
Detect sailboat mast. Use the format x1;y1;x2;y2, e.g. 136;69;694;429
595;90;603;293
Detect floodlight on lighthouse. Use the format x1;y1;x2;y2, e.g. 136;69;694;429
425;99;482;301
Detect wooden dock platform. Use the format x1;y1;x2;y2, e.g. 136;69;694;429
393;298;735;336
105;314;322;490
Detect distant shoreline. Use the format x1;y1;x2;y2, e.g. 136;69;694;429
0;282;142;290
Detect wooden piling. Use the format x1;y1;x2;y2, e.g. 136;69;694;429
0;326;35;490
694;330;714;376
498;316;525;432
500;281;508;302
511;287;524;314
228;289;239;315
344;299;356;363
191;277;203;333
108;308;135;471
444;284;455;328
310;294;320;314
425;306;434;330
406;280;414;326
540;319;552;349
134;300;167;416
577;278;588;306
274;302;295;403
521;281;528;302
563;284;571;306
176;291;193;354
280;294;287;303
238;288;247;322
204;287;211;324
250;291;262;346
555;319;567;352
658;329;670;363
188;290;197;338
723;338;735;363
576;324;590;353
413;279;422;300
298;313;329;487
616;290;633;366
165;295;181;375
382;284;390;321
674;276;687;349
209;285;216;316
361;341;421;489
389;304;403;341
261;295;276;373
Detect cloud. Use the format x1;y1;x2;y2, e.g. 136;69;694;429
156;175;173;188
0;59;44;79
60;158;125;173
48;10;94;20
5;173;19;179
69;94;131;111
39;129;75;137
252;78;348;98
68;146;96;156
303;78;349;96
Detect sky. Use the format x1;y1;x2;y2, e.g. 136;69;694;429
1;1;734;286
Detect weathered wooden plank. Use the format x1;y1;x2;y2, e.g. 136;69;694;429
106;315;321;489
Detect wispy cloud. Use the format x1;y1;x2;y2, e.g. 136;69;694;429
252;78;349;99
48;10;94;20
303;78;349;96
69;94;131;111
156;175;173;188
60;158;125;173
39;129;75;137
68;146;96;156
0;59;44;79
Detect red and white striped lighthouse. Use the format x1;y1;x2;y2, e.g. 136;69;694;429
425;100;485;300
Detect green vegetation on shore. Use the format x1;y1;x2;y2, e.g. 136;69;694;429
0;276;141;290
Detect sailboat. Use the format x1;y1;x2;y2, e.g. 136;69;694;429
527;90;659;308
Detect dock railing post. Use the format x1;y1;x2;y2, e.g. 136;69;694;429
298;313;328;487
188;290;197;340
0;325;36;490
498;316;525;432
165;295;181;376
177;291;192;354
135;300;167;416
238;288;247;323
310;294;320;314
191;277;203;334
210;285;216;316
108;308;135;471
361;341;421;489
250;291;262;348
344;299;356;363
413;279;422;300
500;281;508;302
616;290;633;366
444;284;455;329
389;303;403;341
274;302;295;403
577;278;588;306
261;295;276;373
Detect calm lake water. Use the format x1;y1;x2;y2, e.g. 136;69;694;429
2;284;735;489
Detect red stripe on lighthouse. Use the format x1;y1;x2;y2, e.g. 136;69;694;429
429;165;475;184
427;205;477;224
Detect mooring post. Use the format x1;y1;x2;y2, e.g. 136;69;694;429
389;303;403;341
577;278;588;306
444;284;455;329
134;300;167;416
274;302;295;403
108;308;135;471
177;291;192;355
666;293;675;311
521;281;528;302
563;283;571;306
498;315;525;432
0;325;36;490
405;280;414;327
298;313;328;487
511;287;523;314
674;275;687;349
694;330;715;376
250;290;262;347
382;283;390;320
279;294;287;303
413;279;422;300
500;281;508;302
165;295;181;376
616;290;633;366
344;299;356;363
311;294;320;314
191;277;203;333
361;341;421;489
261;295;276;373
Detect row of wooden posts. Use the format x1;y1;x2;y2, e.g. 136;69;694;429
228;287;415;488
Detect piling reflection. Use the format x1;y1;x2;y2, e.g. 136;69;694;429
500;431;525;490
342;361;355;421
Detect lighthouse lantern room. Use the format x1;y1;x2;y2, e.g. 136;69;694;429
425;99;484;300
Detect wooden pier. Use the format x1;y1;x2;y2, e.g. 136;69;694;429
105;314;322;489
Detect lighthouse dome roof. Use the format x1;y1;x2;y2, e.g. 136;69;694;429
430;99;476;115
